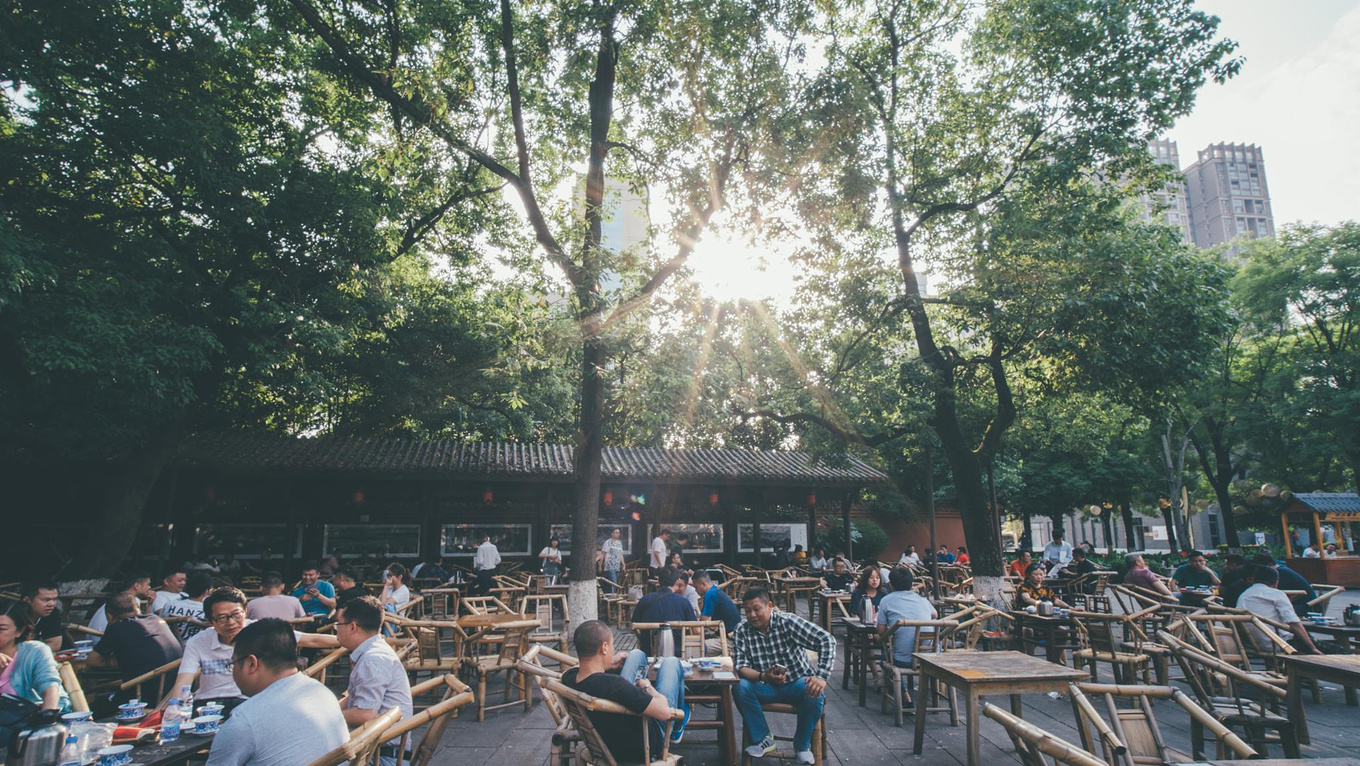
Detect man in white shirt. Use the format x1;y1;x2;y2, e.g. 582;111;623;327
473;534;501;596
151;568;188;615
204;619;349;766
1303;543;1322;559
1236;566;1321;654
160;572;213;642
172;587;338;709
89;573;152;633
337;596;413;766
897;546;920;567
1043;533;1073;569
649;530;670;579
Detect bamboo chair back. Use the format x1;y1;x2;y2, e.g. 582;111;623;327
386;674;476;766
1069;682;1256;766
461;596;513;615
983;701;1108;766
58;662;88;713
118;658;182;707
545;678;682;766
303;706;402;766
517;644;578;727
302;646;351;684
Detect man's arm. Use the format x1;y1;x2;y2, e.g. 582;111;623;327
635;678;676;721
1288;622;1321;654
297;633;340;649
791;616;836;681
84;650;115;669
43;633;62;652
315;586;337;609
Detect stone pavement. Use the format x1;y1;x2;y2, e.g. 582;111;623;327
417;589;1360;766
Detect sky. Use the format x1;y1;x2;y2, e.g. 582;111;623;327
688;0;1360;303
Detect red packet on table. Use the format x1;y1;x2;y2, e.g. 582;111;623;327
112;710;163;745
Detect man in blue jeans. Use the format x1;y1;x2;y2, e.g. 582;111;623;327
563;620;689;761
732;586;836;764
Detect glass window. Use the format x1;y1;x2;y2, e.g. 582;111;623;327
442;523;532;556
548;523;633;555
657;523;725;554
737;523;809;553
194;524;303;558
323;524;421;557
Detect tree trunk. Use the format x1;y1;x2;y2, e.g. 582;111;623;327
1120;499;1139;552
1160;505;1179;552
66;419;183;579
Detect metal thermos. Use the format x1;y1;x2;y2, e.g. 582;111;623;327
6;718;67;766
1345;605;1360;627
658;623;676;657
861;599;876;625
1037;600;1055;617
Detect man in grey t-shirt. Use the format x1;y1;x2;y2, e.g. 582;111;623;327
205;620;348;766
876;567;938;667
337;596;413;766
245;573;307;621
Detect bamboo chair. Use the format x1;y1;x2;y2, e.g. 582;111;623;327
983;701;1109;766
468;620;536;721
1307;583;1345;611
597;578;628;627
302;646;351;685
58;662;89;713
546;678;683;766
382;674;476;766
741;649;830;766
523;594;570;651
1069;609;1156;684
461;596;514;615
630;620;728;659
118;658;182;707
304;706;402;766
395;594;426;620
879;619;960;727
1068;682;1256;766
390;617;467;682
426;588;459;620
517;645;578;726
1159;631;1298;759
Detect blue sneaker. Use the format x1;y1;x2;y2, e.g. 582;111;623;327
671;704;691;744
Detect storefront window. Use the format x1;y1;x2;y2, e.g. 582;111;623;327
548;524;633;555
738;523;808;553
658;523;724;553
194;524;303;558
323;524;421;557
442;523;533;556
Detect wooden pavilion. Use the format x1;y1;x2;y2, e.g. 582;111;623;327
138;433;891;574
1281;491;1360;586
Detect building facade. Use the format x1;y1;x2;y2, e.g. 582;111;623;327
1183;142;1275;249
1141;139;1194;244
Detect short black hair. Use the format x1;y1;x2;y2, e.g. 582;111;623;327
691;570;712;585
1186;550;1206;560
20;581;59;600
1250;553;1277;566
161;567;186;582
332;567;356;583
301;562;321;574
339;595;384;633
233;619;298;671
1253;565;1279;586
261;572;285;589
742;586;771;604
107;592;140;618
0;601;34;640
1025;562;1046;577
1226;553;1245;567
386;563;408;583
186;572;214;598
121;572;152;591
889;567;914;592
660;567;688;587
1072;547;1087;558
203;586;248;616
573;619;613;658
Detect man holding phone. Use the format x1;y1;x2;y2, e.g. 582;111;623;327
732;586;836;764
290;564;336;617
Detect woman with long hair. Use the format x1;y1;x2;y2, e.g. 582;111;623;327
849;566;889;616
0;601;70;714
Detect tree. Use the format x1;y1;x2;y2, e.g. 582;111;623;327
278;0;812;621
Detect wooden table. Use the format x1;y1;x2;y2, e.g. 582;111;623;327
1284;653;1360;745
841;621;879;706
649;658;738;762
777;577;822;616
125;733;216;766
1011;611;1077;665
1303;621;1360;652
912;650;1088;766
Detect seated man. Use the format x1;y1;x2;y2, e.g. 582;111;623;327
85;593;182;715
336;596;412;766
246;572;306;621
694;570;741;634
1249;553;1316;616
732;586;835;764
1169;550;1220;593
633;567;697;653
1057;548;1101;592
330;567;370;610
291;564;337;618
1220;562;1256;609
1236;566;1321;654
88;573;152;633
564;620;688;758
21;581;66;651
1121;553;1173;598
819;558;855;592
161;572;213;642
877;568;937;695
205;619;350;766
173;587;338;713
1009;550;1033;579
151;568;189;616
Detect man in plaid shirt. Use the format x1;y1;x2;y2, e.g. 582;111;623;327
732;586;835;763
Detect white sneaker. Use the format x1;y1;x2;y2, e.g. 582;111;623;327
796;750;815;764
745;737;776;757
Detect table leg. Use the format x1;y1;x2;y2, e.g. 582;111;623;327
965;687;981;766
842;635;853;690
1047;625;1062;665
1346;683;1358;707
721;686;737;762
858;633;869;707
913;671;930;755
1009;694;1022;717
1287;670;1309;745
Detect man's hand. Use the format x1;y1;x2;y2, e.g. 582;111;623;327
609;651;628;670
804;676;827;697
762;667;788;685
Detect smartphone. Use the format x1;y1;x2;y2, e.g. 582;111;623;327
769;664;787;677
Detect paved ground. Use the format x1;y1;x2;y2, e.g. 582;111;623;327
414;590;1360;766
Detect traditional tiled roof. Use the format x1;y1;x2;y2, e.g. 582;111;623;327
179;434;890;487
1290;492;1360;514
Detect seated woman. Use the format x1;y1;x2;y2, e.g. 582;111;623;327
1015;563;1069;610
0;602;71;715
849;567;889;616
380;564;411;617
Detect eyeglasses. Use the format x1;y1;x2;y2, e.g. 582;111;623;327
334;620;354;628
211;610;246;625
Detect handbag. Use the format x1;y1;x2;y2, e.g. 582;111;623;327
0;694;41;730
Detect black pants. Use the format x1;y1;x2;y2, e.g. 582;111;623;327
476;568;495;596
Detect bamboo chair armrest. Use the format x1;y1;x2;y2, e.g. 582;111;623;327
118;659;182;691
1169;688;1258;758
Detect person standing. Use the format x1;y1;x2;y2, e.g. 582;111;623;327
336;597;412;766
204;620;349;766
599;528;626;585
732;587;835;764
473;533;501;596
649;530;671;580
539;537;564;578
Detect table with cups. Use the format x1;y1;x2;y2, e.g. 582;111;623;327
74;698;224;766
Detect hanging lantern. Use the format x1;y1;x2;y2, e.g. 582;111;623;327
1088;505;1102;516
1261;483;1280;498
603;489;614;505
630;511;642;521
807;493;817;506
482;489;494;504
352;490;366;505
709;491;720;506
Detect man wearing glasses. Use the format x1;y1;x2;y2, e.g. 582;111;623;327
204;619;349;766
172;587;338;714
336;596;412;766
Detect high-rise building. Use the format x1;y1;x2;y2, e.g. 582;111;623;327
1183;142;1274;249
1141;139;1193;244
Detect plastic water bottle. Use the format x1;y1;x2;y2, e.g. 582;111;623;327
162;698;182;743
59;734;81;766
180;684;194;715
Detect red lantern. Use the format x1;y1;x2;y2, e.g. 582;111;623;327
709;492;720;506
352;490;366;505
630;511;641;521
482;489;494;504
603;490;614;505
807;493;817;506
